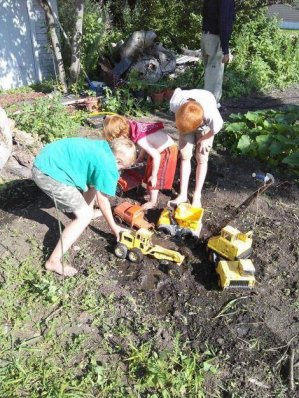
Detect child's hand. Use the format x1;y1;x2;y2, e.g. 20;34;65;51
113;225;130;241
198;138;212;155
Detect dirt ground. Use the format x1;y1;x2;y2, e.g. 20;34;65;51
0;88;298;396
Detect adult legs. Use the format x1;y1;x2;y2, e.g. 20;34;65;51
201;33;224;104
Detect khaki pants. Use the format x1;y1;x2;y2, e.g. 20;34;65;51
201;33;224;103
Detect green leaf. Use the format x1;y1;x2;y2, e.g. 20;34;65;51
282;151;299;168
244;111;263;124
237;135;251;153
225;122;248;133
255;134;272;145
269;141;284;156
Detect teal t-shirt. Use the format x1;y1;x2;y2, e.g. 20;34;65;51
34;138;119;196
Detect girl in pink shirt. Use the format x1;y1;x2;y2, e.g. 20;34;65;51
103;115;178;210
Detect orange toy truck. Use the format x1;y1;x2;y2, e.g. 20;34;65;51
114;201;153;230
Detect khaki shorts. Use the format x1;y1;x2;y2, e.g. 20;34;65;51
32;166;85;213
179;131;214;164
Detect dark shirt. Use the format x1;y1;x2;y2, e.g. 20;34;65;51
202;0;236;55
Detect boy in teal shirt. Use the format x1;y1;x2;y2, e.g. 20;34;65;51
32;137;136;277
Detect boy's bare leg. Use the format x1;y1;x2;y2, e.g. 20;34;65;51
192;161;208;208
142;189;159;210
45;204;93;276
83;187;102;218
168;158;191;206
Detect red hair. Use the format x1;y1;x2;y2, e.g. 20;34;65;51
175;100;204;133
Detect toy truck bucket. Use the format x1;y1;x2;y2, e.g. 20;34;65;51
175;203;204;233
175;203;203;221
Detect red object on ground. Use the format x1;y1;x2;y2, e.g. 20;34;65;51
117;169;144;193
114;201;154;230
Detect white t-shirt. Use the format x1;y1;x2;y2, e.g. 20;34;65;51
169;88;223;134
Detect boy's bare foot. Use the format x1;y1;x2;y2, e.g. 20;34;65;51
45;261;78;277
192;200;202;208
167;195;188;208
92;209;103;219
192;198;202;208
142;201;156;210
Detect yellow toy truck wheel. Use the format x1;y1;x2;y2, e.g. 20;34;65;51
128;248;144;263
114;243;128;259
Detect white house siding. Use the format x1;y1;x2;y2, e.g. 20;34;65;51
268;4;299;30
0;0;57;90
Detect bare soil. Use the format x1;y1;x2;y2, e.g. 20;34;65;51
0;88;298;396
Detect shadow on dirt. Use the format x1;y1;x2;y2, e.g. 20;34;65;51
0;179;62;257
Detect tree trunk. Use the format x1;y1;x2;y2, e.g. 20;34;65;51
69;0;84;85
38;0;67;92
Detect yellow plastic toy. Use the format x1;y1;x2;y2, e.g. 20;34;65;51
207;225;253;263
114;228;185;265
216;259;256;289
157;203;204;238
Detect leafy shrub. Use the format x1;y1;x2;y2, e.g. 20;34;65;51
103;87;150;116
10;95;82;143
58;0;121;80
224;13;299;98
216;107;299;171
110;0;202;50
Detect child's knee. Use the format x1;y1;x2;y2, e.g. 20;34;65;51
75;205;93;223
180;146;193;161
195;151;210;164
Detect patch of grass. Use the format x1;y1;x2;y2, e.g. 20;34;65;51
127;337;217;397
0;246;219;397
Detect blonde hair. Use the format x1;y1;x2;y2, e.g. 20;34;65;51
103;115;130;141
175;100;204;134
110;137;136;167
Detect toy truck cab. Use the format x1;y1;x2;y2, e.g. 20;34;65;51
216;259;256;289
114;202;153;230
207;225;253;263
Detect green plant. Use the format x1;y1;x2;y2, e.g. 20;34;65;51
216;107;299;171
0;86;33;95
30;79;58;94
103;87;150;116
9;94;82;143
224;12;299;98
127;336;217;397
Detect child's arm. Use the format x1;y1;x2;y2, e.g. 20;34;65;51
95;191;126;240
136;148;147;163
138;141;161;187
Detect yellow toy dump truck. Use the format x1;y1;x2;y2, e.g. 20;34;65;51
157;203;204;238
207;225;253;264
114;228;185;265
216;259;256;289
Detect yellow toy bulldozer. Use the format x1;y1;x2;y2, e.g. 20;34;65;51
216;259;256;289
157;203;204;238
207;225;253;263
114;228;185;265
